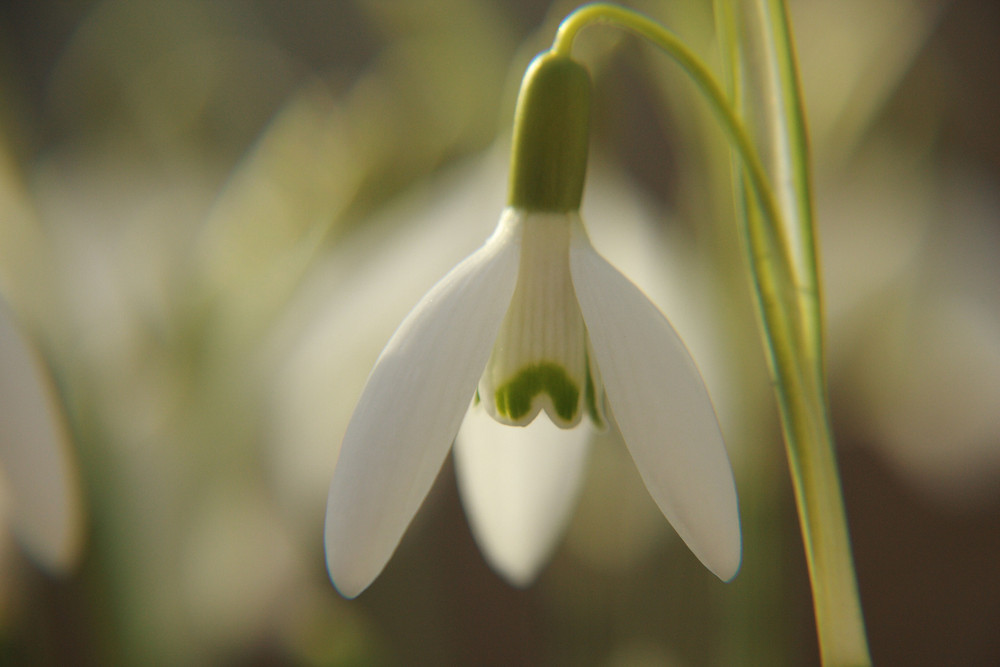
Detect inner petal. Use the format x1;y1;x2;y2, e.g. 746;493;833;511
479;210;592;428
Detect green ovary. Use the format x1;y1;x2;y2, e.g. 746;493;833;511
494;362;579;423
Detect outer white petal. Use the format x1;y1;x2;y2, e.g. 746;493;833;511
0;299;83;573
453;406;590;586
325;213;521;598
569;221;741;581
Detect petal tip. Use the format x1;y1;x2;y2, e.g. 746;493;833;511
323;489;389;600
501;571;540;589
324;526;378;599
329;573;368;600
712;539;742;583
694;498;742;582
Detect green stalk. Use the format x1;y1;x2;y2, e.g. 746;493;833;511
553;4;792;298
728;1;871;663
551;4;871;664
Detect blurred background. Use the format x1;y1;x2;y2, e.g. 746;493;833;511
0;0;997;664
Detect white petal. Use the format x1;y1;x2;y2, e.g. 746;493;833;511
325;214;520;597
569;221;741;581
453;405;590;586
0;299;83;573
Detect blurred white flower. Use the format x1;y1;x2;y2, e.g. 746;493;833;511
823;159;1000;504
0;297;82;573
783;0;1000;506
320;192;738;597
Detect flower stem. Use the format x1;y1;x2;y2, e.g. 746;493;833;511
730;0;871;663
554;3;793;303
552;4;871;664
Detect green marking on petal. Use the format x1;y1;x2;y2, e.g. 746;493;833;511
584;357;604;429
495;362;580;423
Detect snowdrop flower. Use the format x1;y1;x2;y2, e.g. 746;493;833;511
325;53;740;597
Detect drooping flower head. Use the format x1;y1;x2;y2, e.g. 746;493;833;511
324;52;740;598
